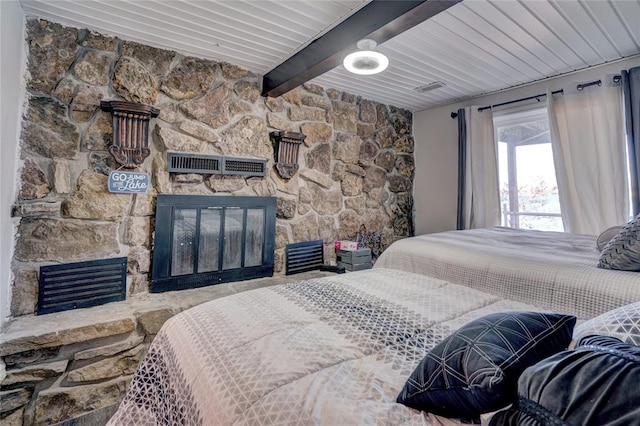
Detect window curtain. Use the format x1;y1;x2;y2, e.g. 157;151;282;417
456;108;467;230
546;82;628;236
623;66;640;216
456;106;500;230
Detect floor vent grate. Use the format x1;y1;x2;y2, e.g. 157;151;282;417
286;240;324;275
37;257;127;315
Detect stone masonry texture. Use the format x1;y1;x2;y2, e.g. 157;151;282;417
3;18;415;425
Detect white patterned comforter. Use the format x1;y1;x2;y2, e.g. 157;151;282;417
108;268;543;426
375;227;640;319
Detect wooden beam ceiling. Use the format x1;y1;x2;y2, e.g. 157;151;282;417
261;0;462;98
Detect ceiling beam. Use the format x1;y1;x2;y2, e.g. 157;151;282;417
261;0;462;98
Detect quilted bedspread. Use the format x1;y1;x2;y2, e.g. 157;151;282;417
108;268;542;425
375;227;640;319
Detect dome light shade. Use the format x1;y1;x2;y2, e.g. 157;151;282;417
343;51;389;75
343;39;389;75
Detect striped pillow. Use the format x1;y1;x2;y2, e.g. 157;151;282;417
598;215;640;271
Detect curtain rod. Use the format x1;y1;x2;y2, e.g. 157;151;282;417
450;74;623;119
477;89;564;112
450;89;563;118
577;75;622;91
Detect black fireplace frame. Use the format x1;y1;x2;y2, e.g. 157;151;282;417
151;194;276;293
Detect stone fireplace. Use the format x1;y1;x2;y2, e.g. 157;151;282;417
9;18;415;319
1;17;416;426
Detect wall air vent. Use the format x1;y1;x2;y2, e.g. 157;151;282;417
167;152;221;174
167;152;267;177
285;240;324;275
223;157;267;177
413;81;446;93
38;257;127;315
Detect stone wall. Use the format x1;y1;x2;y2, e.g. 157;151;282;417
3;17;414;426
10;18;414;318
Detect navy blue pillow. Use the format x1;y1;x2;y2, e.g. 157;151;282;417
489;335;640;426
396;311;576;421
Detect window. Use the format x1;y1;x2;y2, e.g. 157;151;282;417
494;106;563;232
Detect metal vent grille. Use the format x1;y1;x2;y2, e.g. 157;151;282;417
37;257;127;315
167;152;266;177
286;240;324;275
413;81;446;93
223;157;267;176
168;152;221;174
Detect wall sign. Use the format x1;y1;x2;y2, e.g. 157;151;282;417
108;171;150;194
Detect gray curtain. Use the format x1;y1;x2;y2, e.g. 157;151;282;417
456;108;466;230
456;107;500;230
623;66;640;215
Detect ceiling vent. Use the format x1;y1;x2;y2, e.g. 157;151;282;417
167;152;267;177
413;81;446;93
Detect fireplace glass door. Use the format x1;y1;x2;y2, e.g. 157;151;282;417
152;195;276;292
171;207;224;275
198;208;221;273
172;208;198;276
245;208;265;267
222;208;243;270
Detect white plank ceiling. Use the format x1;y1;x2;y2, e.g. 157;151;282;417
19;0;640;112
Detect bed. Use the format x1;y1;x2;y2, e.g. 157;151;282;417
375;226;640;319
108;227;640;425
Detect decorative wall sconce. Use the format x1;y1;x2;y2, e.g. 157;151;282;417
101;101;160;168
270;131;305;179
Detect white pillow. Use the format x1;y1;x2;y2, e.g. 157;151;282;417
573;301;640;346
596;226;622;251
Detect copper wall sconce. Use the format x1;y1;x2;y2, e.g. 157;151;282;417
270;131;305;179
101;101;160;168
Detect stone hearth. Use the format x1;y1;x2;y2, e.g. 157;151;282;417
0;271;330;425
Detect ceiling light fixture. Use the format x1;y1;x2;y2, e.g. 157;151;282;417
343;39;389;75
